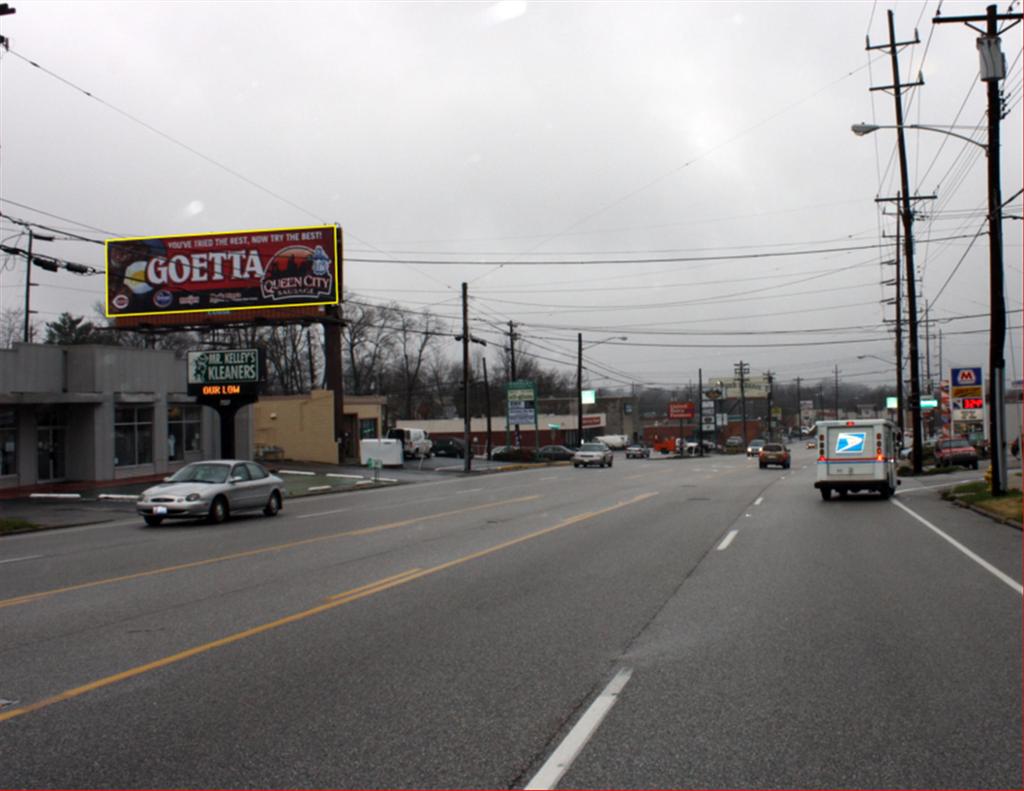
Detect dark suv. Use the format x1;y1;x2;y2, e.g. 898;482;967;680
758;443;791;469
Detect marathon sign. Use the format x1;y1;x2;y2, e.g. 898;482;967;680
105;225;340;318
187;349;262;397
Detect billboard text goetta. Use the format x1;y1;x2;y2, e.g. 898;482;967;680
105;225;340;317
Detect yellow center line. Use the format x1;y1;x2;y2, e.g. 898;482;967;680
0;495;542;610
0;491;658;724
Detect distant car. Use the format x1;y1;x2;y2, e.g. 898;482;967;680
758;443;790;469
489;445;517;461
934;438;979;469
537;445;576;461
432;437;466;458
625;443;650;459
746;438;766;457
137;460;284;526
724;436;745;453
573;442;614;468
806;439;816;449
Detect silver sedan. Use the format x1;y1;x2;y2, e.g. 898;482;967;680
137;460;284;526
573;442;614;468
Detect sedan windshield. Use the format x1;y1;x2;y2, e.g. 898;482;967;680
168;463;230;484
579;444;607;452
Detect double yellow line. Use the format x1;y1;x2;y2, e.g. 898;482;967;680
0;491;658;723
0;495;542;610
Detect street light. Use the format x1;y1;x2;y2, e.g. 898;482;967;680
851;123;985;148
853;115;1010;494
577;335;627;445
857;354;894;366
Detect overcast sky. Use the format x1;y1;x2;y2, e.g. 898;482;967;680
1;0;1021;393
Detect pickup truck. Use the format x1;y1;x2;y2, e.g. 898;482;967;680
933;438;979;469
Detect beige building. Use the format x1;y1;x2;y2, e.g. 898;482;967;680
254;390;387;463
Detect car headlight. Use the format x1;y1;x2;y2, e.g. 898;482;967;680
186;493;201;502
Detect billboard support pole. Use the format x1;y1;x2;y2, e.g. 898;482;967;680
323;305;346;464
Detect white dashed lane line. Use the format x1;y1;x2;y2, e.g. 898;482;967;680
717;530;739;551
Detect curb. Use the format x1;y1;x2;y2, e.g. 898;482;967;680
947;497;1023;530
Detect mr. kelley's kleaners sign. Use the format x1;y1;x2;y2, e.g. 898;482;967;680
106;225;340;318
187;349;262;397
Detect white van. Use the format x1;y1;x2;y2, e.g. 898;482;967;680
813;419;900;500
595;434;628;449
386;428;433;460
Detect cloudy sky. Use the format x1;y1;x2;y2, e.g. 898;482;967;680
1;0;1021;393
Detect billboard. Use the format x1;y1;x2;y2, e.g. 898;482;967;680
105;225;340;318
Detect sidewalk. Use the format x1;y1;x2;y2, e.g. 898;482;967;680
0;461;401;534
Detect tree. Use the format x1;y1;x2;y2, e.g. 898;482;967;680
44;312;104;345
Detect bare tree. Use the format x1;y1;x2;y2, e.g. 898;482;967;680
392;307;444;419
342;297;398;395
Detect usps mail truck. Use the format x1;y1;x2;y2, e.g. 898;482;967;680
814;419;900;500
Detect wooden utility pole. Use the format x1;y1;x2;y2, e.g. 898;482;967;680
867;11;927;473
934;3;1021;494
462;283;471;472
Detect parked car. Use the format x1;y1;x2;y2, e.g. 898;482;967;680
573;442;614;468
490;445;536;462
758;443;791;469
934;437;979;469
625;443;651;459
137;460;284;526
746;438;766;457
432;437;466;458
537;445;576;461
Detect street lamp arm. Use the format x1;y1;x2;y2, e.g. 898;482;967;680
851;122;985;149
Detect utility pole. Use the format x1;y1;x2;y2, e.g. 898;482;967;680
577;333;583;446
509;320;520;448
483;357;492;461
764;370;775;440
868;10;927;474
934;4;1021;495
698;368;704;457
894;217;905;440
462;283;471;472
735;361;749;444
794;376;802;432
834;365;841;418
23;228;55;342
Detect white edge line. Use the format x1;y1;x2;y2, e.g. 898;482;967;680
0;555;44;565
754;496;764;506
279;469;316;476
98;493;140;501
307;485;332;492
29;493;81;499
717;529;739;551
891;498;1023;595
326;473;364;480
525;667;633;790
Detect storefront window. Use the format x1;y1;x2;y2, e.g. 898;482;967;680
115;406;154;467
359;418;378;439
0;409;16;476
167;405;202;461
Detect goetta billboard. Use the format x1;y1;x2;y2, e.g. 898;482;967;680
105;225;340;317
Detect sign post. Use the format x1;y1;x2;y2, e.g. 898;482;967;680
187;348;264;458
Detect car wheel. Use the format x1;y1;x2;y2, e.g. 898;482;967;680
608;458;613;467
264;490;282;517
143;515;163;527
784;462;790;469
820;487;832;501
879;485;893;499
971;461;978;470
759;462;765;469
208;496;228;524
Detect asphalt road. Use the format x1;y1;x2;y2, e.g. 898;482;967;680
0;448;1019;788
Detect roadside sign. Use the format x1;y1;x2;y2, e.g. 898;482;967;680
668;401;695;420
701;400;714;411
701;415;715;427
507;380;537;424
